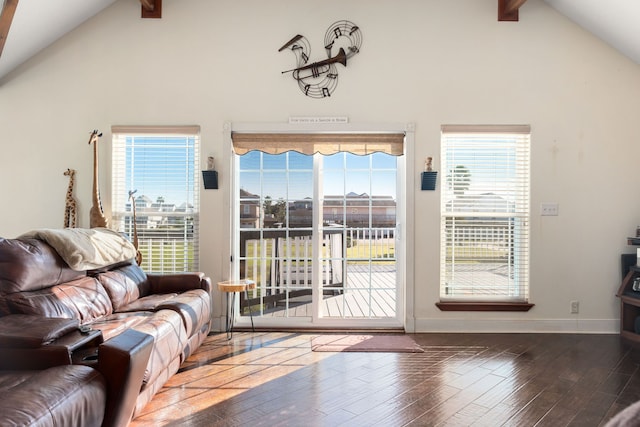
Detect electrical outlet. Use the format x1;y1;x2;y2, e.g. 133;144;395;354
570;300;579;314
541;203;559;216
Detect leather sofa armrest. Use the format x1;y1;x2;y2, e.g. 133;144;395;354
98;329;154;427
146;272;211;294
0;315;103;370
0;314;79;348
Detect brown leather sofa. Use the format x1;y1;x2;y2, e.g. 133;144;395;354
0;324;153;427
0;365;106;427
0;232;212;425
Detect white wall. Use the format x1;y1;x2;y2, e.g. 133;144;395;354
1;0;639;333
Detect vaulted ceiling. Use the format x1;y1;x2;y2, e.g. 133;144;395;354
0;0;638;82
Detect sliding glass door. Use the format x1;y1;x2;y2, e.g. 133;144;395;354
233;148;403;328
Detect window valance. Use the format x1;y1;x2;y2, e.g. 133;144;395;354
231;132;405;156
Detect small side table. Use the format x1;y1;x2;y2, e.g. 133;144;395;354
218;280;256;339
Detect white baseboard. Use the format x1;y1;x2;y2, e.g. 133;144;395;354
413;317;620;334
210;316;620;334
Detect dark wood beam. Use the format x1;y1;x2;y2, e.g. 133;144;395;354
0;0;19;58
141;0;161;19
498;0;527;21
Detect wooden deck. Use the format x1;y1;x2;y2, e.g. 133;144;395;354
240;261;514;320
246;264;397;319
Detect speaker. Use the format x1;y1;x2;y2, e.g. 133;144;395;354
202;170;218;189
421;171;437;191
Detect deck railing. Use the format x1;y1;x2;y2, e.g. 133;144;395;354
240;227;396;313
136;238;197;273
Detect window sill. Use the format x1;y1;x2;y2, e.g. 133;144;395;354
436;302;534;312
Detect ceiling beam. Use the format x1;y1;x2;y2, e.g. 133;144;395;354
498;0;527;21
141;0;161;19
0;0;19;58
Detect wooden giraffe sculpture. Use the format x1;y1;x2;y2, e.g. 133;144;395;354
63;168;77;228
88;129;109;228
128;189;143;265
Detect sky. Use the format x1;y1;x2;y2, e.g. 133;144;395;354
120;138;398;209
123;136;197;206
239;151;398;201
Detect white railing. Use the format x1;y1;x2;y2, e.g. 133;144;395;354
241;227;395;305
244;234;342;291
136;238;197;273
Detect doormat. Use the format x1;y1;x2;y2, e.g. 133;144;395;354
311;334;424;353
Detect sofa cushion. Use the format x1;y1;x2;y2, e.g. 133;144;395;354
5;276;113;323
96;264;149;311
0;237;85;296
156;289;211;338
0;365;106;427
88;312;152;341
116;293;179;313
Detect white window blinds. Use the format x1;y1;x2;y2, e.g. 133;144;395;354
440;125;530;302
111;125;200;273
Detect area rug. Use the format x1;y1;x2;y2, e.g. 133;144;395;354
311;334;424;353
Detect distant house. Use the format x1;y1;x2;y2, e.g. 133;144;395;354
239;190;396;229
136;195;153;207
125;195;195;230
323;192;396;228
239;189;261;228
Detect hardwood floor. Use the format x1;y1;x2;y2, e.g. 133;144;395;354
130;332;640;426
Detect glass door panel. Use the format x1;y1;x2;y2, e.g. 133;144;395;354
236;149;399;326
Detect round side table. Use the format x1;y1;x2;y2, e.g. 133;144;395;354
218;280;256;339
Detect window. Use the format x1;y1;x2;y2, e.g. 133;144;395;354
439;125;531;309
111;126;200;273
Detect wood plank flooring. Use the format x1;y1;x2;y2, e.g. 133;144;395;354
130;332;640;427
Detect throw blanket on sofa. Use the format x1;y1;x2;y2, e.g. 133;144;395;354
19;228;137;271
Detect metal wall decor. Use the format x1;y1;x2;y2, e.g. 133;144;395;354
279;20;362;99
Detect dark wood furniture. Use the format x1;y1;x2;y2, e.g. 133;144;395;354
617;267;640;343
617;238;640;343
